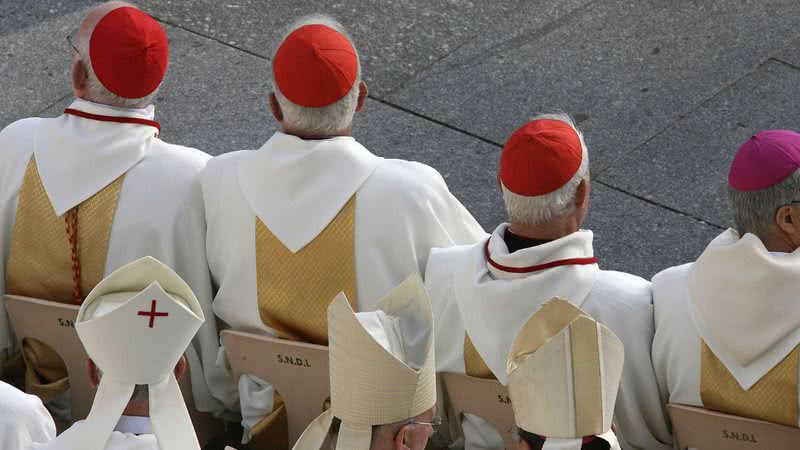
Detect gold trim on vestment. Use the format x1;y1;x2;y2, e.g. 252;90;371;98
256;195;357;346
570;316;603;435
701;340;798;427
252;196;357;447
464;333;494;379
5;157;123;400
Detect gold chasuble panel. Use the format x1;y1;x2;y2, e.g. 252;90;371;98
701;340;798;427
5;157;123;399
7;157;122;300
256;195;357;346
464;333;495;380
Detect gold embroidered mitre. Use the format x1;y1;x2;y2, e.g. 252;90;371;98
506;297;624;438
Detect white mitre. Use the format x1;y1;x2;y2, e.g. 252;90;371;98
52;256;203;450
506;297;623;450
292;274;436;450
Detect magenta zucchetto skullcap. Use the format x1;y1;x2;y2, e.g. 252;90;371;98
728;130;800;192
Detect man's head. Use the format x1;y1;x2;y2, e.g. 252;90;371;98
727;130;800;252
86;355;187;417
71;1;169;109
499;113;590;238
269;15;368;139
330;407;436;450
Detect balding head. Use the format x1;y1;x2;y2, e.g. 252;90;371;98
71;2;165;109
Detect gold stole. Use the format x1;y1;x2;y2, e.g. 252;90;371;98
5;157;123;400
464;333;495;380
700;340;798;427
249;196;358;449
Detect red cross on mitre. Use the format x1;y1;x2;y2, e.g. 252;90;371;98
138;299;169;328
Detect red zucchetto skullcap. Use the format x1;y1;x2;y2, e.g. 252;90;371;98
728;130;800;191
273;24;358;108
499;119;584;196
89;7;169;99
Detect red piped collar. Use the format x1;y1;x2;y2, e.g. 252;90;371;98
484;238;598;274
64;108;161;135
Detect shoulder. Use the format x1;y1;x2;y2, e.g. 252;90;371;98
0;117;41;141
0;118;41;161
365;158;450;200
595;270;652;304
0;382;53;439
203;150;249;180
652;262;692;288
147;140;211;174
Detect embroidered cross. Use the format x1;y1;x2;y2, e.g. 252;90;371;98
138;300;169;328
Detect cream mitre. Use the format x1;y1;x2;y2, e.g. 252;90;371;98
46;257;204;450
506;297;623;450
292;274;436;450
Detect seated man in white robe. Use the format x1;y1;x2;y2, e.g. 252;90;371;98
425;114;671;449
34;256;205;450
292;274;438;450
0;381;56;450
508;298;623;450
0;1;227;418
653;130;800;428
202;14;484;445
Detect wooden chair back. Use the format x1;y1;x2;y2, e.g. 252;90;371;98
4;294;224;446
439;372;516;450
221;329;330;448
668;403;800;449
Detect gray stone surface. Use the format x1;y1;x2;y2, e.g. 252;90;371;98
387;0;800;171
0;0;95;38
127;0;590;95
776;38;800;67
599;60;800;228
585;184;721;278
0;8;89;128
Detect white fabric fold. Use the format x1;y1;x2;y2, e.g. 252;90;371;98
149;374;200;450
34;98;156;216
455;224;598;384
688;229;800;389
236;132;380;252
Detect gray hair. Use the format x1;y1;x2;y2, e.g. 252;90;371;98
728;169;800;237
272;15;361;135
502;113;590;226
77;32;160;109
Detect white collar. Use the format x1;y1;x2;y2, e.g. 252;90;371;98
237;132;381;252
454;224;599;383
34;98;157;216
114;415;153;435
486;225;597;280
689;229;800;389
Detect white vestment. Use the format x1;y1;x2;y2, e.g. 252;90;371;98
653;229;800;423
0;381;56;449
202;131;485;436
0;99;229;414
34;416;158;450
425;224;672;450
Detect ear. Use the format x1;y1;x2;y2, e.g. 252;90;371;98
516;438;532;450
775;205;799;235
575;179;589;207
394;424;412;450
72;59;89;99
355;81;368;112
269;92;284;123
87;359;100;388
174;354;188;381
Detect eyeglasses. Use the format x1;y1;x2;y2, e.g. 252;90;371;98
394;416;442;439
66;28;80;55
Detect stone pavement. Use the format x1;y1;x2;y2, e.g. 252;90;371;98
2;0;800;278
